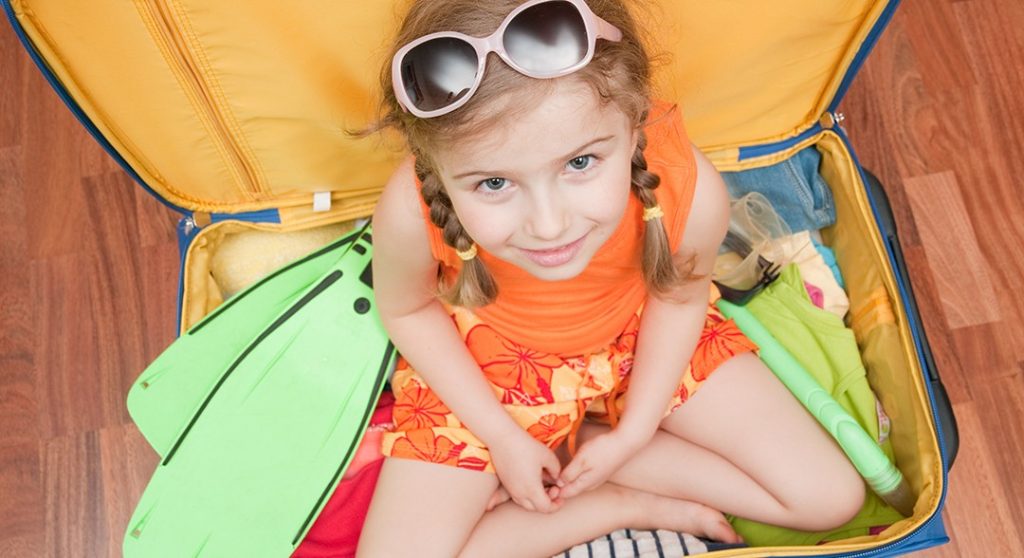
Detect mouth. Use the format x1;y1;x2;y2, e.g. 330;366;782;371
519;235;588;267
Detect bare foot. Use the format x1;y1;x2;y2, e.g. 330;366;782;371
625;487;743;544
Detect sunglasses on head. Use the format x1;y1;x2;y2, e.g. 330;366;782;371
392;0;623;119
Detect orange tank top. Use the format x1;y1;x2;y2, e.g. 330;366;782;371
417;100;697;356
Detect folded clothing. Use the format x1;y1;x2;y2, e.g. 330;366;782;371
767;231;849;318
561;529;747;557
721;146;836;234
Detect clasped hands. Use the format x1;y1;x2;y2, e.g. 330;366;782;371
486;425;645;514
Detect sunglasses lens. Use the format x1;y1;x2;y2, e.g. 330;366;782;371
504;1;588;73
401;37;479;112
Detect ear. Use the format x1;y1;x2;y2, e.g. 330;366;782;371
630;125;641;154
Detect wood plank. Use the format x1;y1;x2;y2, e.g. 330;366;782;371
30;171;175;438
97;424;160;558
41;432;110;558
31;252;114;439
950;322;1020;384
18;60;116;261
0;18;27;149
971;373;1024;542
0;533;45;558
899;0;978;92
0;146;41;445
134;190;181;250
138;240;184;359
37;425;159;558
924;84;1024;362
903;171;1001;329
933;402;1024;556
0;442;44;542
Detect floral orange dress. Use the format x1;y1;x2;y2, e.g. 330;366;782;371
381;101;758;473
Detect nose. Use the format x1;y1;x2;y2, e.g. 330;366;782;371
525;188;571;242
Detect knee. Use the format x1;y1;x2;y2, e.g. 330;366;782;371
788;469;866;532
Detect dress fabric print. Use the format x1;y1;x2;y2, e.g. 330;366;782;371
382;301;758;473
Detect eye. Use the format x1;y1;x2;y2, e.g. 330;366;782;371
478;177;509;192
567;155;595;172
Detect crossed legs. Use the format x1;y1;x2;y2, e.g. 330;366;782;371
357;353;865;557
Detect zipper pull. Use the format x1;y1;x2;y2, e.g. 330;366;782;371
181;216;197;237
819;111;847;132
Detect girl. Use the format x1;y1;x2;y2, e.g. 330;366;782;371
359;1;865;556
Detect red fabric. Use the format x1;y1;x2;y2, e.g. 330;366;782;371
291;393;394;558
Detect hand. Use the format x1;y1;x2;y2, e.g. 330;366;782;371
488;430;564;513
558;429;642;499
486;483;562;512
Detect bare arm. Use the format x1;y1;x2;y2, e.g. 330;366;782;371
615;145;731;442
372;157;523;446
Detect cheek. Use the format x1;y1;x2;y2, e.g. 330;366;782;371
586;161;634;224
449;197;516;246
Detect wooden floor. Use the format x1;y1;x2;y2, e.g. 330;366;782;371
2;2;1022;557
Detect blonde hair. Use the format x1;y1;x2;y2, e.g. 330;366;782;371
378;0;699;307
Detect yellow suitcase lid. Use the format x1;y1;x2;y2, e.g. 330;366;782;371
5;0;896;223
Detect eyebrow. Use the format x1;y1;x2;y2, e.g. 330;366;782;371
450;135;617;180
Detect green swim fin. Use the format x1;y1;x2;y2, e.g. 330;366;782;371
124;224;395;557
127;224;369;457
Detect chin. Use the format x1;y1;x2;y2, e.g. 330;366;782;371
520;258;591;282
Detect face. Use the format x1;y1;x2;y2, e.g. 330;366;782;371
433;80;638;282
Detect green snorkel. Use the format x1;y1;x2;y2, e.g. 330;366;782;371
716;299;916;518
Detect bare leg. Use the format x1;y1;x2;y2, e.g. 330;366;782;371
357;458;497;558
460;483;739;558
579;353;866;531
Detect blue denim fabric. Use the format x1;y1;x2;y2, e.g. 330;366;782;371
721;146;836;233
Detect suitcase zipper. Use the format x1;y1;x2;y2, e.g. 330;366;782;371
139;0;264;200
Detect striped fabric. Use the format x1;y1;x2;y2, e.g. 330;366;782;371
557;529;748;558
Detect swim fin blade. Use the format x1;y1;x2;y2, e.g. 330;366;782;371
127;225;369;457
124;224;395;557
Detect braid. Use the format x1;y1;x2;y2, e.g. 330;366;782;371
630;129;701;298
415;160;498;307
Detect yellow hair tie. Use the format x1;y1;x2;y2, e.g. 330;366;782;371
642;205;664;221
456;244;478;261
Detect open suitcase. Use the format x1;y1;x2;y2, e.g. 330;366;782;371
3;0;960;556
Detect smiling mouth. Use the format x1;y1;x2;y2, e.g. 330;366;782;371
520;235;587;267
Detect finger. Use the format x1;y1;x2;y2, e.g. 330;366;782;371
541;469;558;486
531;493;556;514
559;471;591;499
542;453;562;481
559;458;584;485
547;485;561;500
548;496;564;512
516;498;536;512
530;480;556;513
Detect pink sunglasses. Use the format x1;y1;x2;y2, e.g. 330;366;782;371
391;0;623;119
